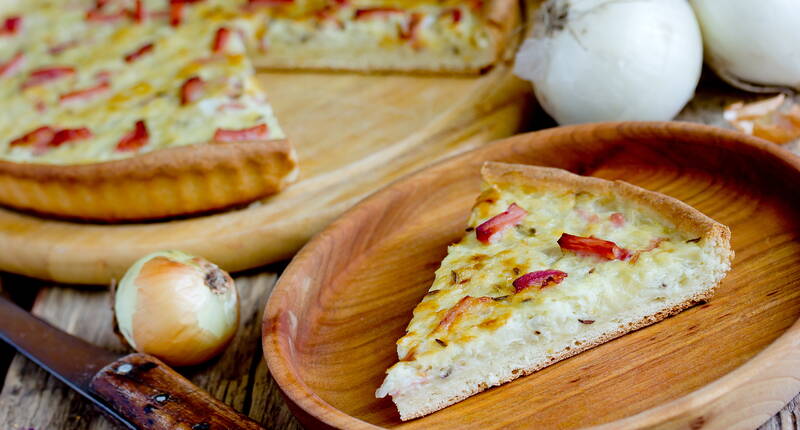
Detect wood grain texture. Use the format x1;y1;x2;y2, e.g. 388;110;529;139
263;122;800;429
0;271;302;430
0;66;532;285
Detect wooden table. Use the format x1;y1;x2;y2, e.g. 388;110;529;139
1;72;799;430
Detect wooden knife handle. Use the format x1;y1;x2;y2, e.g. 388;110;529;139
89;353;264;430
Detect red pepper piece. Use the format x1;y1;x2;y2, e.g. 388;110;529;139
213;124;270;142
180;76;204;105
1;16;21;35
475;203;528;244
355;7;403;19
212;27;231;53
131;0;146;22
0;51;24;77
169;1;184;26
124;43;154;63
610;212;625;227
50;127;93;147
59;81;110;103
9;126;56;148
21;66;75;89
513;270;568;293
86;9;127;22
116;120;149;152
446;8;462;23
558;233;631;261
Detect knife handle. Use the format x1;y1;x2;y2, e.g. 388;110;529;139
89;353;264;430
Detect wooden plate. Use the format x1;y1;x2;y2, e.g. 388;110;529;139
0;67;530;284
263;122;800;429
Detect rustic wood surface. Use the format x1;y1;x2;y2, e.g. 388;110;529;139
0;65;532;285
0;270;303;430
1;74;800;429
265;120;800;429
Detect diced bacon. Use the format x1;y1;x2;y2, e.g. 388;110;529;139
95;70;112;83
469;0;484;10
213;124;270;142
49;40;80;55
180;76;204;105
169;1;184;26
575;207;600;223
21;67;75;89
124;43;154;63
436;296;492;332
50;127;93;147
513;270;568;293
610;212;625;227
86;9;127;22
131;0;145;22
629;237;667;264
400;13;422;41
445;8;462;23
1;16;21;35
212;27;231;53
558;233;631;261
59;81;110;103
0;52;24;78
354;7;403;19
475;203;528;244
9;126;56;148
116;120;149;152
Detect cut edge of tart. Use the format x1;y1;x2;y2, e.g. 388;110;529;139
248;0;522;74
0;138;297;221
376;161;734;421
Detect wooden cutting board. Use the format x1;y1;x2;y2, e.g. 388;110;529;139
0;67;532;284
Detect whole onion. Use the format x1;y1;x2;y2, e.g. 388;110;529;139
114;250;239;367
514;0;703;125
690;0;800;92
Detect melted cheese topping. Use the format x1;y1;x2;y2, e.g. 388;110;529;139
378;180;718;397
0;0;282;164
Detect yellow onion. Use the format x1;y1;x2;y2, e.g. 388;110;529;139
114;250;239;367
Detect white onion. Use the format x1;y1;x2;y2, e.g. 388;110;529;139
690;0;800;92
514;0;703;125
114;250;239;367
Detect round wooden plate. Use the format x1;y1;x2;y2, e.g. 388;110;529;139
263;122;800;429
0;67;530;284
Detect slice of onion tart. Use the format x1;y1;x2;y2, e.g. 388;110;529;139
376;162;734;421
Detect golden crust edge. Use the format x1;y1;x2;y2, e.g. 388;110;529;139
0;139;298;221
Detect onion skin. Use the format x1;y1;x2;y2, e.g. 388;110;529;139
514;0;703;125
691;0;800;92
114;251;239;367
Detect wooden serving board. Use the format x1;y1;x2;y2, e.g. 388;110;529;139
0;67;531;284
263;122;800;429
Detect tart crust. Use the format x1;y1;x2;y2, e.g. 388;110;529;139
0;139;297;221
385;162;734;420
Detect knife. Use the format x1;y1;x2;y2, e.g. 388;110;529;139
0;295;265;430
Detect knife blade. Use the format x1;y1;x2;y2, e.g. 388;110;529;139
0;295;265;430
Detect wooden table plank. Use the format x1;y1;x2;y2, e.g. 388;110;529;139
0;269;301;430
1;74;800;429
